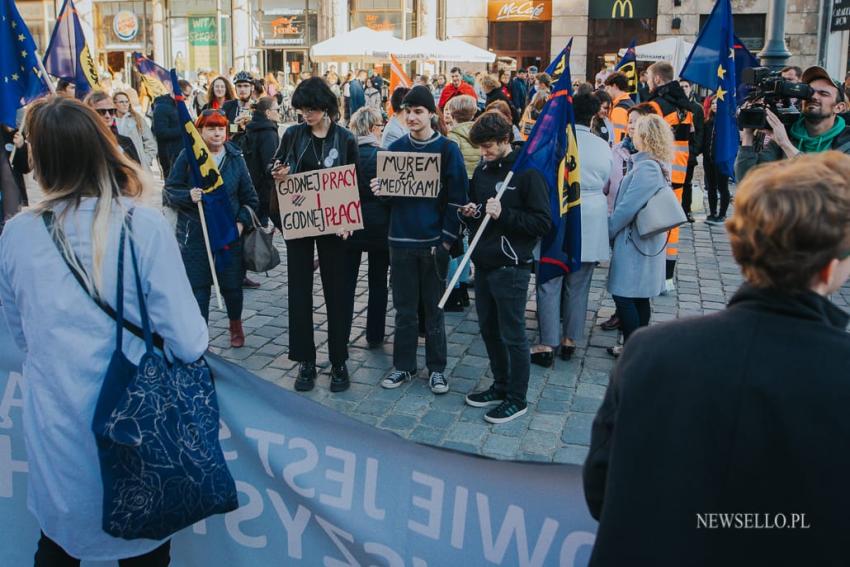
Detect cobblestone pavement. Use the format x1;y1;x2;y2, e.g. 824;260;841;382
207;188;850;465
26;175;850;465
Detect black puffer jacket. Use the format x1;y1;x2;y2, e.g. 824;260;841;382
466;148;550;270
348;136;389;250
242;114;280;223
151;95;183;164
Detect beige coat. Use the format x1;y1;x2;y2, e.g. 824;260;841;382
447;121;479;179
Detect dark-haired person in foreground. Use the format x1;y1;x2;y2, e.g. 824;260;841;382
373;85;468;394
584;152;850;566
271;77;359;394
460;113;550;423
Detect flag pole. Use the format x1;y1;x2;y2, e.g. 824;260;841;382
197;200;224;310
34;51;57;94
438;171;515;309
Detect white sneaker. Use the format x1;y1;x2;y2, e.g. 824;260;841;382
663;278;675;295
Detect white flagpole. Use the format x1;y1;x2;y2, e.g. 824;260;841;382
197;200;224;310
438;171;515;309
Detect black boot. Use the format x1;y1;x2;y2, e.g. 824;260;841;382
295;362;316;392
330;364;350;393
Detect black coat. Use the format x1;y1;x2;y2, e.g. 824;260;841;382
1;128;29;206
584;284;850;567
686;98;705;163
242;114;280;223
163;142;259;290
151;95;183;165
467;148;551;270
348;137;389;251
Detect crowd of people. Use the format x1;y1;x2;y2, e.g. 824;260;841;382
3;50;850;564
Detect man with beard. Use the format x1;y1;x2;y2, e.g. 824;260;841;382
736;66;850;181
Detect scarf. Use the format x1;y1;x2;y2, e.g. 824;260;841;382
790;115;846;153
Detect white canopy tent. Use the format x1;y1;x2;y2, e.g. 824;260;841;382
440;39;496;63
395;36;496;64
618;37;695;74
310;27;405;62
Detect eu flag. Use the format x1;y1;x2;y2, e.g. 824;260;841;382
132;52;173;98
514;48;582;283
733;35;759;101
170;69;237;262
615;39;639;100
0;0;51;127
43;0;99;98
680;0;738;178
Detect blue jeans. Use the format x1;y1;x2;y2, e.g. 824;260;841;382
475;266;532;401
612;296;651;343
390;246;449;373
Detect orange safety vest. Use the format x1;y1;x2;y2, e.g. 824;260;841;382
649;98;693;260
609;93;632;145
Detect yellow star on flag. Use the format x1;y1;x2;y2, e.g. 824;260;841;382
11;73;19;81
20;50;27;58
11;20;17;28
716;84;727;101
18;34;25;42
717;65;726;80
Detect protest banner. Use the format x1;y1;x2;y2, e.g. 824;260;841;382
276;164;363;240
376;151;441;198
0;319;598;566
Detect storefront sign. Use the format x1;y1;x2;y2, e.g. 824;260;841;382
588;0;657;20
189;16;218;47
112;11;139;42
351;11;401;36
487;0;552;22
832;0;850;31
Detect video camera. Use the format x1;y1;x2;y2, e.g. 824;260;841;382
737;67;814;130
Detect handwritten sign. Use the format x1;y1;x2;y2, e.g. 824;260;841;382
276;164;363;240
375;151;441;199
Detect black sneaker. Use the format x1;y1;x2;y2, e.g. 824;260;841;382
295;362;316;392
330;364;350;393
705;214;718;223
429;371;449;394
381;369;413;389
484;398;528;424
686;212;695;223
465;387;506;407
706;215;726;225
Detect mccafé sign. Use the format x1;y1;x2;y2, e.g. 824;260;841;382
488;0;553;22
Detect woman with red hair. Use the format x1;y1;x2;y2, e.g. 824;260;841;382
163;109;259;347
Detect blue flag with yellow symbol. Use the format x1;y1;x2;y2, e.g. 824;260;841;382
733;35;759;101
514;41;582;284
680;0;738;178
615;39;639;100
43;0;99;98
0;0;51;127
170;68;237;265
132;52;173;98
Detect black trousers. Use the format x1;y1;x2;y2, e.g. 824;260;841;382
612;296;651;343
681;160;697;214
475;266;532;401
286;235;349;365
34;533;171;567
704;162;730;217
193;286;243;322
390;246;449;373
343;246;390;344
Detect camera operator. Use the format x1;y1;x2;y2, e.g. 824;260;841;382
736;66;850;181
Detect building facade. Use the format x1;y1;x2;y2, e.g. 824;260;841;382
17;0;849;86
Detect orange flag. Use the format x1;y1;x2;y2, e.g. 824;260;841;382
388;54;411;117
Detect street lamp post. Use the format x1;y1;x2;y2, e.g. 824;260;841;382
758;0;792;70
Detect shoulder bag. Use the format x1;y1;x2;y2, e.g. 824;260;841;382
48;209;238;540
242;205;280;273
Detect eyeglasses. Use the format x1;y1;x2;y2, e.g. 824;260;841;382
201;109;226;117
95;108;116;116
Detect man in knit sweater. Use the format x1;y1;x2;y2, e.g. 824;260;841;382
372;85;469;394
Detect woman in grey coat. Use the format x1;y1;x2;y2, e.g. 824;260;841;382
607;114;675;356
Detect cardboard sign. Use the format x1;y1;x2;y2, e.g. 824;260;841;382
375;151;441;199
276;164;363;240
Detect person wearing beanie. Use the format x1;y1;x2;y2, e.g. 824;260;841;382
372;84;469;395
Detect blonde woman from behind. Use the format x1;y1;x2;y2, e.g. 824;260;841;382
606;113;675;356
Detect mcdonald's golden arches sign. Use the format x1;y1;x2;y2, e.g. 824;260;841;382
488;0;553;22
589;0;657;19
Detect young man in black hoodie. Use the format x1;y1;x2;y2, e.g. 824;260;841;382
461;112;551;424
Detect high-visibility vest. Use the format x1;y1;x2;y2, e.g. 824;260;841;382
609;93;633;145
649;96;693;260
